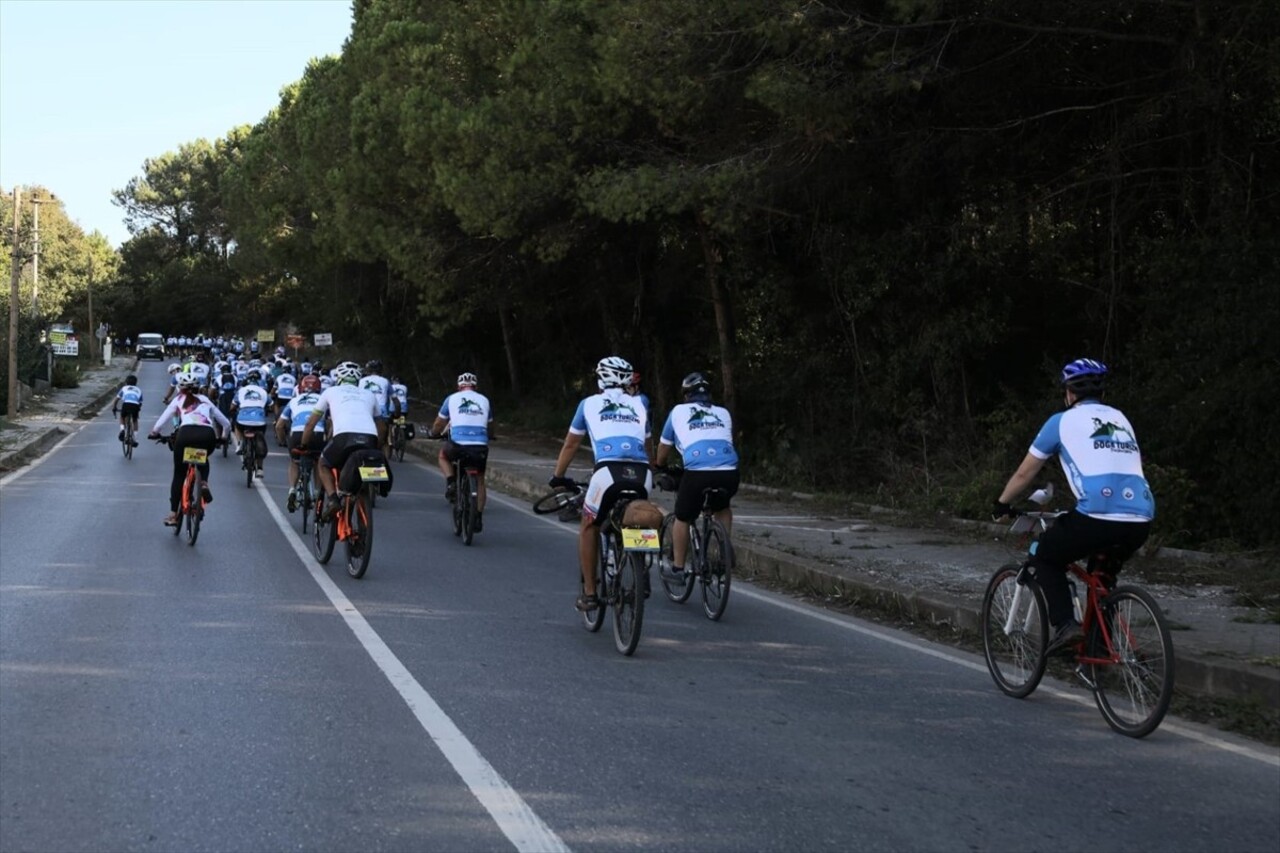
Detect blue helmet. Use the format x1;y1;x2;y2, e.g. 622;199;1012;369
1061;358;1107;395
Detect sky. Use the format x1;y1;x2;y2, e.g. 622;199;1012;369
0;0;354;248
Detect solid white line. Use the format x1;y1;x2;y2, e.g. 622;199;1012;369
253;481;570;853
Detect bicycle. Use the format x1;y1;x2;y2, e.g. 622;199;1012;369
657;479;734;621
312;458;387;579
532;482;585;519
567;480;658;656
981;486;1175;737
390;416;408;463
240;428;263;487
290;447;321;535
114;406;137;461
450;449;486;546
153;435;214;546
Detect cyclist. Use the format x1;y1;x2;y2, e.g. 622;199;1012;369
548;356;652;611
360;359;392;454
229;371;271;475
428;372;494;532
215;364;237;420
389;375;409;420
273;368;298;433
161;363;183;405
654;372;740;581
276;374;326;512
147;371;230;526
112;374;144;447
993;358;1155;653
300;361;381;520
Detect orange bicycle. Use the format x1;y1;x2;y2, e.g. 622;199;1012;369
312;460;388;579
154;435;215;546
981;486;1176;737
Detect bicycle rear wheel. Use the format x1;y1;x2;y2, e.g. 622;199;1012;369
313;495;337;564
1087;586;1175;738
123;424;133;460
658;513;693;604
346;493;374;579
612;552;646;656
700;520;733;621
533;489;579;515
461;471;478;546
185;472;202;546
244;445;255;488
981;564;1049;698
393;427;406;462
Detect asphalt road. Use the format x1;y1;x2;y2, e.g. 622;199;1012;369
2;362;1278;853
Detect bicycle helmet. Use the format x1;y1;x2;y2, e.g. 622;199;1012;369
365;359;383;374
681;371;711;397
333;361;363;384
595;356;633;390
298;375;321;393
167;363;182;376
125;374;137;385
176;371;199;390
457;372;478;388
1061;358;1108;396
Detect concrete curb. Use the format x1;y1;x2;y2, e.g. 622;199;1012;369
0;427;70;474
397;439;1279;710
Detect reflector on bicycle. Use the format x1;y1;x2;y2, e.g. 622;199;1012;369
182;447;209;463
358;465;390;482
621;528;660;551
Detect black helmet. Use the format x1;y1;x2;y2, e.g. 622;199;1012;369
365;359;383;374
125;374;137;385
681;372;711;397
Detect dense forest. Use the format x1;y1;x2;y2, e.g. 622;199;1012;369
5;1;1278;549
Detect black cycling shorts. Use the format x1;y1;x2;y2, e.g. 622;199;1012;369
288;430;326;457
443;441;489;473
321;432;379;472
673;469;739;523
118;402;141;421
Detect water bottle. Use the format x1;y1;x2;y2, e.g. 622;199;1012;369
1068;579;1083;623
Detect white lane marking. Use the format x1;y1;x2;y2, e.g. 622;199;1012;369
254;480;569;853
493;490;1280;768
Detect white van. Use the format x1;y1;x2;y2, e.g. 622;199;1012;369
136;333;165;360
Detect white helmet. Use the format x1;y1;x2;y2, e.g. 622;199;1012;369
176;371;199;390
457;372;478;388
332;361;362;384
595;356;633;390
167;363;182;375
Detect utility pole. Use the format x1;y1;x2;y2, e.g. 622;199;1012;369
87;254;95;362
29;195;43;314
7;187;21;418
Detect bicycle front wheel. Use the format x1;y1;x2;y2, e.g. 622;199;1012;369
612;552;646;656
701;520;733;621
533;489;578;515
659;513;693;604
1088;586;1175;738
981;564;1049;698
313;496;337;564
300;469;313;535
346;493;374;579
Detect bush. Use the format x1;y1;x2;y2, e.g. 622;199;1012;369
51;359;80;389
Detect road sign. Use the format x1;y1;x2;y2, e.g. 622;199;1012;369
314;333;333;346
286;334;306;349
257;329;276;343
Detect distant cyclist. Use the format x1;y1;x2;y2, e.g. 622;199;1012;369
549;356;652;611
428;372;494;532
993;358;1155;654
654;372;740;581
229;371;271;475
112;375;144;447
360;359;392;454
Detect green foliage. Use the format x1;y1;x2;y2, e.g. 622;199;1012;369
51;358;79;389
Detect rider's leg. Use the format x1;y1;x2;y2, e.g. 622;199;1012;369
579;516;599;598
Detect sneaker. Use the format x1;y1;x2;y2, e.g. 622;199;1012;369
118;429;125;442
163;512;179;527
473;513;483;533
200;484;213;505
286;489;298;513
320;495;338;522
445;483;457;503
129;439;139;447
575;593;600;612
665;565;687;582
1046;620;1083;656
255;468;264;478
235;444;244;455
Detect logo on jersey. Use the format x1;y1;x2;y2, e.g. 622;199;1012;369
686;405;725;430
598;399;639;423
456;396;484;415
1090;418;1138;452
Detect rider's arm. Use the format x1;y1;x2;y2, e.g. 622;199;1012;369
552;430;584;479
429;415;448;438
654;442;671;468
997;452;1048;506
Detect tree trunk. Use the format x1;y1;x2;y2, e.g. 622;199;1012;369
498;302;521;399
696;213;736;412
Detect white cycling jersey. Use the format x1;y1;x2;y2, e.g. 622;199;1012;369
234;385;271;427
569;389;649;464
438;390;491;445
151;393;231;434
659;400;738;471
313;384;379;436
280;391;322;432
360;374;391;417
275;373;297;400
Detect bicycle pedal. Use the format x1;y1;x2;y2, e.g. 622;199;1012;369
1074;665;1097;691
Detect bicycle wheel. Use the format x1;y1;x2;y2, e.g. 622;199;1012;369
300;467;312;535
533;489;579;514
123;424;133;460
1087;586;1175;738
611;552;646;656
981;564;1049;698
658;513;694;604
313;495;337;564
701;520;733;621
580;545;607;633
394;427;406;462
244;445;255;488
346;492;374;579
185;473;202;546
461;471;478;546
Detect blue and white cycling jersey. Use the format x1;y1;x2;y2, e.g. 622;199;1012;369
390;382;409;414
274;373;297;400
360;375;391;417
438;390;491;445
234;385;270;428
116;385;144;406
1029;401;1155;521
569;390;649;464
659;401;738;471
280;392;322;432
